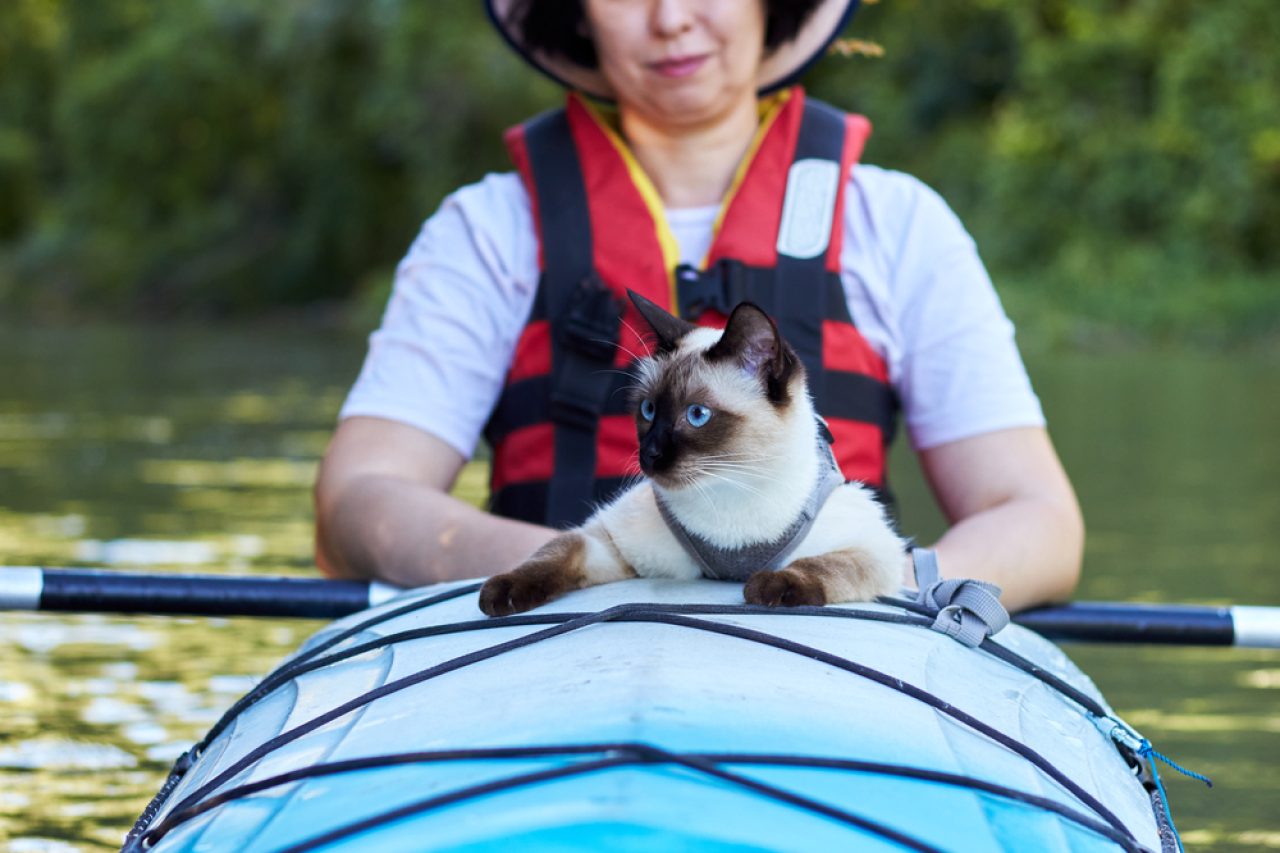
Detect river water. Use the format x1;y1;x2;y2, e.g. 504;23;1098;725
0;321;1277;851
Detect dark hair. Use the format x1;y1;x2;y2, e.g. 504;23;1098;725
508;0;827;69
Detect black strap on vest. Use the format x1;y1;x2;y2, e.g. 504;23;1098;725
523;110;625;528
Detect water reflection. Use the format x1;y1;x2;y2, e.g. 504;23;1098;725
0;321;1277;851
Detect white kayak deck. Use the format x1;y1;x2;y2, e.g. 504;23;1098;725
136;579;1164;852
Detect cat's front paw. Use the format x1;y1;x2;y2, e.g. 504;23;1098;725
478;569;560;617
743;568;827;608
479;532;597;617
478;550;583;612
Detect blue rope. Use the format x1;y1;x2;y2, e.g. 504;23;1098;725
1143;743;1214;788
1138;740;1213;853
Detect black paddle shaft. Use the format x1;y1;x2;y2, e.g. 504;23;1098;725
2;567;1267;645
1015;602;1235;645
36;569;373;619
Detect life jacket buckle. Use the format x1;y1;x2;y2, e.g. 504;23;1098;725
675;259;749;320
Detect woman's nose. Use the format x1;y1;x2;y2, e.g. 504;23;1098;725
650;0;695;39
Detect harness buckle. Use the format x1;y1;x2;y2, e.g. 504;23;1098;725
675;259;750;319
557;273;623;362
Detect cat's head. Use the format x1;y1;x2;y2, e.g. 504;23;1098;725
627;290;807;488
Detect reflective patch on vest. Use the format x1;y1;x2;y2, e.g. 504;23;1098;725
776;158;840;260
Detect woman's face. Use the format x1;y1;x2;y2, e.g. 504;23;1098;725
583;0;767;129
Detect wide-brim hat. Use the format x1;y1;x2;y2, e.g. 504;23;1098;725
485;0;860;101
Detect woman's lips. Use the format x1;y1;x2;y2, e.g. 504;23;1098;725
649;54;708;78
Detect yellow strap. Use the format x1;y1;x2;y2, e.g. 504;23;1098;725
707;89;792;267
579;90;794;312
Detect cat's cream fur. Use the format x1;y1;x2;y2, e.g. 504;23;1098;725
479;295;906;617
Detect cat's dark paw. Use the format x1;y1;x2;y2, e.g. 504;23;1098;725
478;567;562;617
743;568;827;608
479;533;590;617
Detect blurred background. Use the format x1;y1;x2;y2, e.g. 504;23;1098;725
1;1;1278;851
2;0;1278;340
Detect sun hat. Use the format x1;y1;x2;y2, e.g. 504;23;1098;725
484;0;861;100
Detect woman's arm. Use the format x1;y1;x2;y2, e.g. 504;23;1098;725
314;416;557;586
914;426;1084;612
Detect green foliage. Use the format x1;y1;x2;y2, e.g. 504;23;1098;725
1;0;557;315
1;0;1276;339
810;0;1280;340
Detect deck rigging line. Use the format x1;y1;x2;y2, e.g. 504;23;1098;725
278;744;950;853
124;597;1153;851
136;745;1146;852
199;595;1108;756
197;583;483;747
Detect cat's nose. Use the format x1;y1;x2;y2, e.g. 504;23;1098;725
640;442;662;472
639;430;669;474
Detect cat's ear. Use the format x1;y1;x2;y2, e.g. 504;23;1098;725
706;302;799;405
627;290;697;354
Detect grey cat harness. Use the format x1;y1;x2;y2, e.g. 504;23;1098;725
655;425;846;582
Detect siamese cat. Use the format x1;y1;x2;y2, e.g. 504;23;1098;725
478;291;906;617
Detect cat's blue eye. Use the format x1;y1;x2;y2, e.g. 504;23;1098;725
685;404;712;428
640;399;656;422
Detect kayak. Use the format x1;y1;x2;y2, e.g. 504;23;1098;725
123;578;1174;852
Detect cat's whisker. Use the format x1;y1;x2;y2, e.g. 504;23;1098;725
617;315;656;359
614;471;646;495
697;457;780;470
695;451;784;465
697;462;783;481
608;382;646;407
621;450;644;478
694;469;769;500
688;476;725;527
699;470;780;486
591;334;647;365
590;368;646;405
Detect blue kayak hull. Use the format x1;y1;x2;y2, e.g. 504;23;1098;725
132;579;1164;852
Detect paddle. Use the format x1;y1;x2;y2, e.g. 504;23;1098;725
2;566;1277;647
0;566;403;620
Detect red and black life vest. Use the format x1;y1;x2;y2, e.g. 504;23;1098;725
484;87;898;528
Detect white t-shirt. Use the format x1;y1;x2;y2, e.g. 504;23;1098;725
340;164;1044;457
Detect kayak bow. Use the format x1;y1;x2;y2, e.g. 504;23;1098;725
124;578;1174;852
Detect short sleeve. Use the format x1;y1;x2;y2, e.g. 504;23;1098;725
338;172;540;458
841;166;1045;450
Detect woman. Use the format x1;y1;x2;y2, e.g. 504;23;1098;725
314;0;1083;612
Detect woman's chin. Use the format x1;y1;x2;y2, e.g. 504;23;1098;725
635;88;745;131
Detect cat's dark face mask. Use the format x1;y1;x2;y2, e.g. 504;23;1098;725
628;290;796;488
637;396;679;477
635;382;743;485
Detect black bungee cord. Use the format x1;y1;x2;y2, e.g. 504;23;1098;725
125;595;1161;852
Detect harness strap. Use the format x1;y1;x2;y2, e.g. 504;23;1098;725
524;110;625;527
655;424;845;581
911;547;942;588
912;549;1011;647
